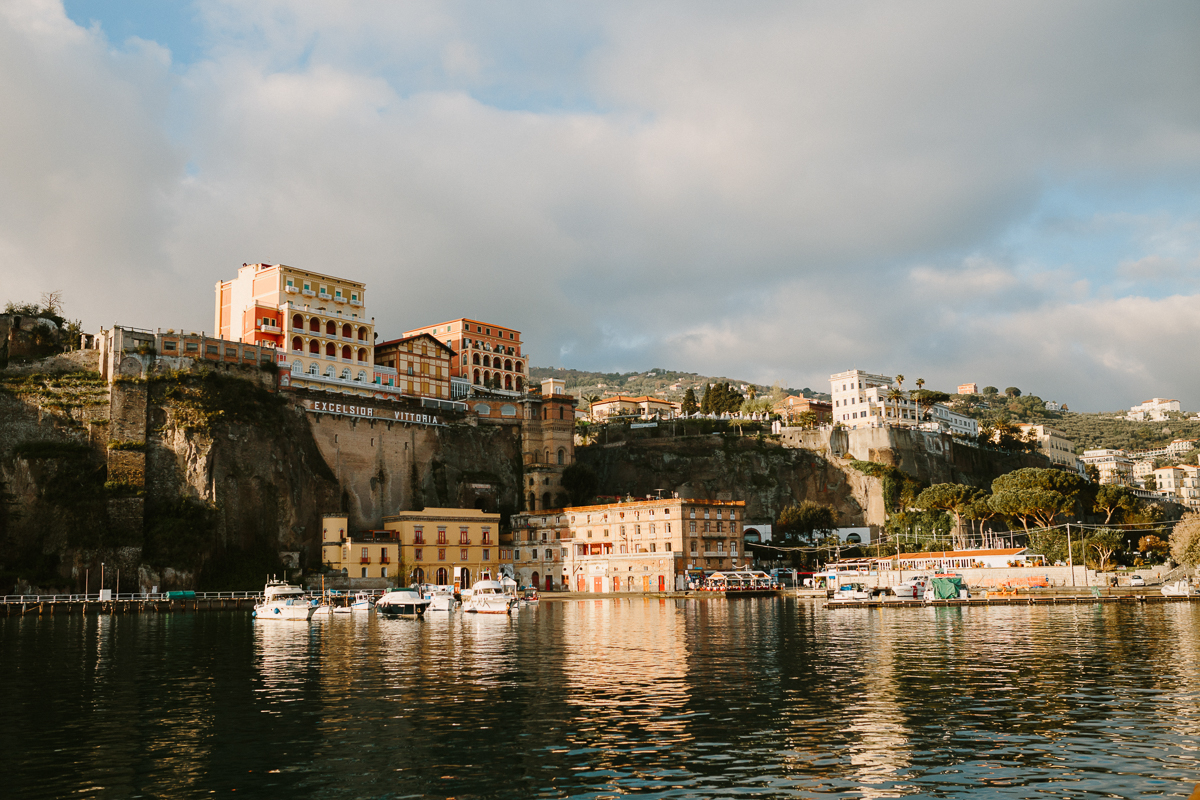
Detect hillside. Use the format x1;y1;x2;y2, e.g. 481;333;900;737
529;366;828;403
1051;413;1200;457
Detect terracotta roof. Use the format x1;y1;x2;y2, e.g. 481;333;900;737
873;547;1026;560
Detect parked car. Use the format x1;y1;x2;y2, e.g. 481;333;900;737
1130;574;1146;587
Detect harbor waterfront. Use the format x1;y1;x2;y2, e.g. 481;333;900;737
4;598;1200;799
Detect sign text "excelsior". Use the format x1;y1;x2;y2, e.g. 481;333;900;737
306;400;442;426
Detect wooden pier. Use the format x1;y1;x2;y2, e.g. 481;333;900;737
825;593;1199;609
3;592;261;617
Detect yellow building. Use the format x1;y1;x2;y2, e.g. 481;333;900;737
321;515;402;582
384;508;502;589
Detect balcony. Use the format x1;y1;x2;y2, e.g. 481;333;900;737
379;556;390;564
350;300;363;307
259;321;281;332
360;557;371;564
333;295;347;304
700;531;726;539
285;285;299;294
319;292;333;300
459;539;472;545
302;289;316;297
703;550;723;557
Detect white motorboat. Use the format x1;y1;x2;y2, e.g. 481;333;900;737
891;575;931;598
376;587;430;617
333;591;374;614
254;579;318;621
422;584;458;611
831;582;872;601
462;580;516;614
1161;580;1194;597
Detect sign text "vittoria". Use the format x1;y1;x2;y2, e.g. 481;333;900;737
306;400;443;426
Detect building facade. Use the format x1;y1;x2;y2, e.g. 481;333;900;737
1017;424;1078;470
957;383;979;395
402;318;526;392
320;515;402;582
829;369;978;436
772;396;833;425
383;508;503;589
552;498;746;593
509;510;572;590
590;395;680;421
1079;449;1135;485
1127;397;1182;421
373;333;454;400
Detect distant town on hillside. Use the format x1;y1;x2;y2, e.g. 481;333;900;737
528;366;827;404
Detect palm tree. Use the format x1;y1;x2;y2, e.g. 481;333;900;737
583;394;601;422
914;378;925;425
887;388;904;426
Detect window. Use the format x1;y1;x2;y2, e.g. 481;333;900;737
482;549;490;561
664;542;672;552
163;341;176;351
532;549;538;559
206;345;219;355
620;544;627;554
459;527;470;544
460;549;468;561
603;528;609;538
689;508;696;519
361;547;369;560
514;550;520;561
438;548;446;560
689;521;696;533
413;527;424;544
415;548;423;561
381;567;388;578
361;567;368;578
482;528;492;545
730;544;737;556
690;540;697;553
437;527;447;544
717;521;724;532
650;543;656;553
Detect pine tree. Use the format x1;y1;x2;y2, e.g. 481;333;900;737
681;387;698;415
700;384;712;414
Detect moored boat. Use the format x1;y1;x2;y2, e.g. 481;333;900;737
333;591;375;614
1161;580;1195;597
462;580;515;614
254;579;319;621
376;587;430;617
891;574;931;598
422;584;458;611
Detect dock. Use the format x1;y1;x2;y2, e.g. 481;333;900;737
825;593;1199;609
5;591;288;616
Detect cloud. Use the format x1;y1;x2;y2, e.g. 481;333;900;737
3;0;1200;410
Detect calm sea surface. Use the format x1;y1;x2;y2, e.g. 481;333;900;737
3;598;1199;799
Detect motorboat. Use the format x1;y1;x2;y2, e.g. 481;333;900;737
520;588;540;604
254;579;318;621
891;575;931;598
462;580;516;614
422;584;458;611
832;582;872;601
333;591;374;614
924;575;969;601
1161;580;1195;597
376;587;430;617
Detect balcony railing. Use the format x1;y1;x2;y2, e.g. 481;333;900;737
350;300;363;307
285;285;299;294
360;557;371;564
379;556;390;564
319;292;333;300
333;295;347;303
302;289;316;297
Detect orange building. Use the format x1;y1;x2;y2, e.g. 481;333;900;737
215;263;387;398
773;396;832;425
402;318;526;392
373;333;454;400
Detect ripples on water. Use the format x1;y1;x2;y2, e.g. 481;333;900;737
3;600;1199;799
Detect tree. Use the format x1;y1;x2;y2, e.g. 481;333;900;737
887;388;904;425
1170;512;1200;566
560;463;599;506
992;468;1086;520
913;484;982;549
1093;485;1138;525
1138;534;1169;563
583;394;601;422
1028;529;1067;564
982;386;998;396
681;388;698;415
894;374;905;392
1005;387;1021;398
776;501;838;546
1085;528;1124;571
700;384;712;414
1143;474;1157;491
794;410;817;429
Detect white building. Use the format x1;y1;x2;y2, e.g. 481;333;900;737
1079;449;1134;485
829;369;978;437
1151;465;1200;508
1126;397;1181;421
1017;424;1078;470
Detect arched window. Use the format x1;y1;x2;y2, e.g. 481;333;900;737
326;342;336;356
356;370;366;382
309;340;319;354
504;359;512;371
308;363;319;375
515;377;522;391
325;320;336;336
483;370;491;384
542;408;547;419
505;375;512;390
482;355;491;367
291;360;302;373
515;361;523;373
309;317;320;332
342;344;351;359
436;567;448;585
357;348;367;362
557;449;565;465
528;493;536;510
473;353;480;365
341;367;351;379
542;492;552;510
325;365;335;377
413;568;424;584
292;336;303;351
292;314;303;329
545;449;550;463
342;323;352;338
473;369;481;385
532;571;540;588
358;326;368;341
559;406;564;419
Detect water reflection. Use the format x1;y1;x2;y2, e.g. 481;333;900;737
4;600;1200;799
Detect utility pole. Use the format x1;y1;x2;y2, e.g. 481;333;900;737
1066;523;1076;588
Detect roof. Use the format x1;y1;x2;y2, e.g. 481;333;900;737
402;318;521;337
873;547;1027;561
593;395;677;405
375;332;456;356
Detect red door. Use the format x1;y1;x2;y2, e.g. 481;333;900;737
594;577;603;593
658;575;665;592
577;576;586;592
545;575;553;591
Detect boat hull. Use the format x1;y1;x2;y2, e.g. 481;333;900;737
254;603;317;621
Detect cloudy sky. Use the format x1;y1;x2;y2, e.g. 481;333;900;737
2;0;1200;410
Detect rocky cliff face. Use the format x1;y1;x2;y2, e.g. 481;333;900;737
575;436;886;527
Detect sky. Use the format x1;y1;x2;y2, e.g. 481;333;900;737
2;1;1200;410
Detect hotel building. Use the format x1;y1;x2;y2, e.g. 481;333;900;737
402;318;526;393
215;263;386;397
385;508;503;590
829;369;978;436
373;333;454;400
589;395;680;421
509;510;572;591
